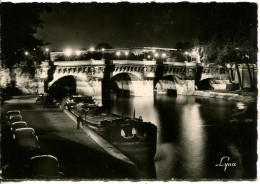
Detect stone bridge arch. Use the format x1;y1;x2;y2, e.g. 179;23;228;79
109;72;154;97
46;63;105;99
155;74;189;95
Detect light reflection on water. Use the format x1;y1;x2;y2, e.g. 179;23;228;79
105;95;256;180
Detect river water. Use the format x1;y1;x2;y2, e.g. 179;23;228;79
102;94;256;180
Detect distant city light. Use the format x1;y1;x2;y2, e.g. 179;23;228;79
147;55;151;59
64;48;72;56
75;50;81;56
152;50;156;53
25;51;29;56
45;48;49;52
89;47;95;52
101;48;105;52
154;52;159;58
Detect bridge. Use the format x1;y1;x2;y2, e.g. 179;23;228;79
37;58;201;99
35;49;256;100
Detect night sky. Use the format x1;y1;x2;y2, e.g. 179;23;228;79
35;2;256;51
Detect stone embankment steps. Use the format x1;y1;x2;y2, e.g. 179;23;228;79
192;90;256;102
63;109;137;167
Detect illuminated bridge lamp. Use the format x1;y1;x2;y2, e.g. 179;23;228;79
75;50;81;56
162;53;166;58
89;47;95;58
154;52;159;60
116;51;121;60
124;51;129;60
64;48;72;56
101;48;105;59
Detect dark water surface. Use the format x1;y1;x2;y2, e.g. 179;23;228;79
103;95;257;180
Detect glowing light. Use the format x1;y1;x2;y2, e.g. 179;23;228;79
64;48;72;56
89;47;95;52
45;48;49;52
116;51;121;56
116;51;121;59
75;50;81;56
25;51;29;56
191;50;197;56
124;51;129;60
162;53;166;58
101;48;105;59
154;52;159;58
147;55;151;59
236;102;246;110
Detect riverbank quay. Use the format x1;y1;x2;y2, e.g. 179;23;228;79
190;90;257;103
1;95;148;179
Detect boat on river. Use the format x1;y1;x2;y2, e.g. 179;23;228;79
69;103;157;167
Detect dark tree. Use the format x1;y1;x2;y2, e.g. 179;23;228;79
192;3;257;65
1;3;52;73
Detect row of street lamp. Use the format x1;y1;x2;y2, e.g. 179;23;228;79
62;47;168;60
24;47;168;61
24;48;50;56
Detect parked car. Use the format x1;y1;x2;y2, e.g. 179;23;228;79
13;128;40;151
8;115;23;124
6;110;21;120
10;121;27;132
27;155;63;178
36;93;44;103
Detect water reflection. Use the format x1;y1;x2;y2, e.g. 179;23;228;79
180;103;205;179
104;95;256;180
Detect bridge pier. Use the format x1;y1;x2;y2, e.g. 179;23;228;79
76;80;102;99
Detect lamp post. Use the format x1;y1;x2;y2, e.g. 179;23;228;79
116;51;121;60
101;48;105;60
152;50;155;60
64;48;72;56
124;51;129;60
75;50;81;56
45;48;49;60
162;53;166;58
154;52;159;60
89;47;95;59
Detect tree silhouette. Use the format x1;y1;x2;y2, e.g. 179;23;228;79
1;3;52;72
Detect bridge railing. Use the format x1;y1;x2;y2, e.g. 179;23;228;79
53;60;105;66
113;60;157;65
